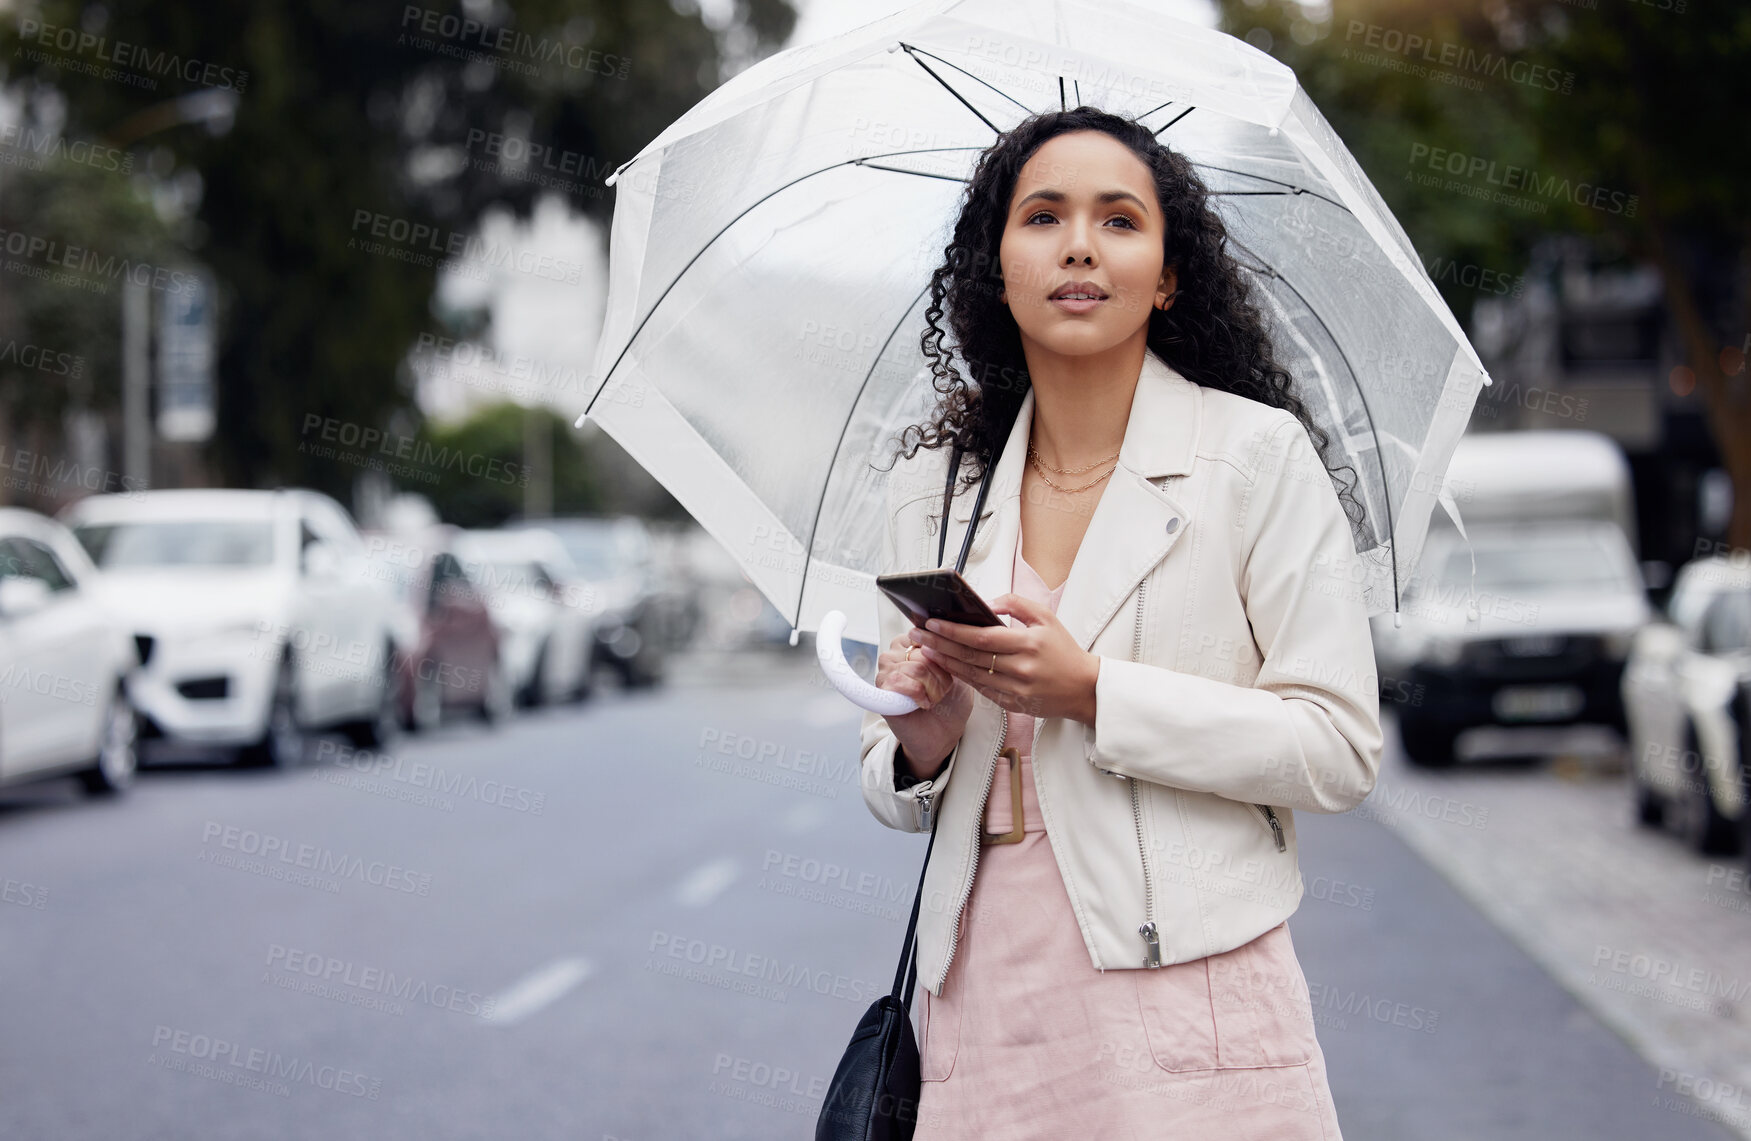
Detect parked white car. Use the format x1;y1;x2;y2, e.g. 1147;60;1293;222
1621;554;1751;856
512;515;675;687
455;529;594;707
61;489;399;767
0;509;138;794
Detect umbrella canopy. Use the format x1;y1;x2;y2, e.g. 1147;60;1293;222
574;0;1491;647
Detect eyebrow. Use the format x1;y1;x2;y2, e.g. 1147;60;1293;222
1015;188;1151;217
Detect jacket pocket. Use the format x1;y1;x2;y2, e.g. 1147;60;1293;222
1133;957;1220;1071
1250;801;1287;851
918;985;960;1081
1135;922;1317;1072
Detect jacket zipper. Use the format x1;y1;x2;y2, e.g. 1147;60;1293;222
913;778;937;831
1129;577;1160;967
1252;802;1287;851
936;710;1007;988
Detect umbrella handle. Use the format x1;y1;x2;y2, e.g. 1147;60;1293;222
815;609;919;716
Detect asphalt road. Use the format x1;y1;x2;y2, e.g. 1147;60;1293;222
0;648;1737;1140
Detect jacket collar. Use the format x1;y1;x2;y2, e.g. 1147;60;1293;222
947;348;1202;654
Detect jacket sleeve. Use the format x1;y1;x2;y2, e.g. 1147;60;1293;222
1081;414;1383;814
860;460;962;833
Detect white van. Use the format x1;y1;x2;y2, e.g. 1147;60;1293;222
1372;430;1650;766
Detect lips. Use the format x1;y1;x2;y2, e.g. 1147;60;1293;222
1049;280;1109;300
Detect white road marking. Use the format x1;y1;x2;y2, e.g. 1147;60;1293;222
674;857;739;907
781;801;830;833
803;692;855;727
668;854;738;910
482;957;592;1026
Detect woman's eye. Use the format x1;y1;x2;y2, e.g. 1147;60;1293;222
1025;211;1138;228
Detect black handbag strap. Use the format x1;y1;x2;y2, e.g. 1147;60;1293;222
894;435;1004;1016
935;444;962;568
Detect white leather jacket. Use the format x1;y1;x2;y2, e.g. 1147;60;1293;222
860;349;1384;997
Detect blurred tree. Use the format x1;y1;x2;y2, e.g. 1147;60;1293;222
0;0;796;501
0;152;177;493
412;400;681;528
1217;0;1751;543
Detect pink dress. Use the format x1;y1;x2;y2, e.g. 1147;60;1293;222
912;524;1346;1140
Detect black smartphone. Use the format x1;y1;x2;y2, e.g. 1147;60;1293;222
876;569;1003;629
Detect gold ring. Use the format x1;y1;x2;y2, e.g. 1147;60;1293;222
906;645;915;660
989;652;997;674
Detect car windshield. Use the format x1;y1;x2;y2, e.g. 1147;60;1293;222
554;530;617;578
366;554;420;604
1704;589;1751;653
474;559;545;596
1436;533;1632;594
75;519;277;568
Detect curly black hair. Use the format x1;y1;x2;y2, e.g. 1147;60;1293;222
882;105;1364;534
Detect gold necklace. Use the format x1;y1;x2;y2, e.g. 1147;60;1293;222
1027;441;1120;474
1027;451;1116;493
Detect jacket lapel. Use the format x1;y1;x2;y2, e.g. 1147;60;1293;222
949;349;1203;653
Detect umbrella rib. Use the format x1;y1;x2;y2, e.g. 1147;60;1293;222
1232;243;1401;613
582;145;984;421
898;43;1003;135
896;42;1034;118
854;160;969;184
792;277;937;634
1200;164;1352;215
1154;106;1195;134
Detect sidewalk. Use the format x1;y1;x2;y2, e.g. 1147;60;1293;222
1365;715;1751;1140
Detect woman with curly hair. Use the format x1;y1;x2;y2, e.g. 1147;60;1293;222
860;105;1382;1137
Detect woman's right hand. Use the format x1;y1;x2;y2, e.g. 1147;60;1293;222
878;629;974;777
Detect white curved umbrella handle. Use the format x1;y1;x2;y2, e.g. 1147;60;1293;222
816;609;919;716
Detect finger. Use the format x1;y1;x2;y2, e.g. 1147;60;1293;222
889;671;928;705
916;625;1023;667
925;645;1017;698
901;661;945;705
921;640;1009;680
990;593;1044;627
922;616;1018;653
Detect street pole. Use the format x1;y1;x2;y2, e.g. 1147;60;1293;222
122;277;151;490
524;403;552;519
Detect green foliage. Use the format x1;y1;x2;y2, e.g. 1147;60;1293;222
0;150;177;428
1214;0;1751;323
410;401;613;528
0;0;797;501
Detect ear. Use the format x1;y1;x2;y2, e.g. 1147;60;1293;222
1156;266;1178;311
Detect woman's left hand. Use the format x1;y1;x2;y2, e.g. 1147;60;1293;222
909;594;1100;726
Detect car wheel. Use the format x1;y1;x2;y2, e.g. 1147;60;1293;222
78;683;138;796
1633;771;1665;828
569;641;595;704
344;647;400;750
1399;713;1457;769
407;666;443;734
520;638;550;709
478;656;513;725
1670;723;1740;856
242;657;306;769
1740;754;1751;878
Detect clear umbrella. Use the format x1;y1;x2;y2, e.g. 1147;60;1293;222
573;0;1491;709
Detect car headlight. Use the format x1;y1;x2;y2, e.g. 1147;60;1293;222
184;617;270;644
1425;634;1465;667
